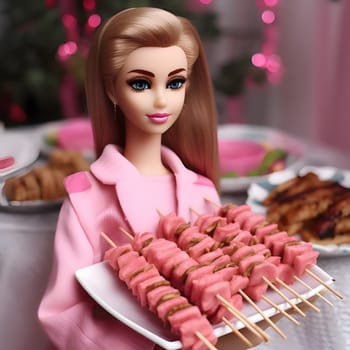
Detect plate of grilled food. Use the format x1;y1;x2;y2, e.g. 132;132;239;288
246;166;350;256
0;149;90;212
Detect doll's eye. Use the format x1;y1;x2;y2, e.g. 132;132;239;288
167;78;186;90
128;79;151;91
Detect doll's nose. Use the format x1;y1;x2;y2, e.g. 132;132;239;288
153;90;167;108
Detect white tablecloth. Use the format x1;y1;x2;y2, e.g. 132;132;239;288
0;128;349;350
0;212;58;350
250;255;350;350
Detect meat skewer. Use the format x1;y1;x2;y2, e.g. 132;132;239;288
119;227;270;344
156;211;308;317
154;213;303;335
100;232;218;350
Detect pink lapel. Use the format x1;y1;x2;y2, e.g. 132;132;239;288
90;145;198;234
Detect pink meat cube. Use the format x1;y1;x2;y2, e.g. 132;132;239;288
156;295;189;324
238;254;265;276
118;256;148;283
172;259;198;290
226;204;251;223
271;236;300;256
209;293;243;324
264;231;289;249
242;213;266;232
248;262;278;286
229;275;249;295
196;249;225;264
179;316;217;350
157;212;186;240
148;285;179;313
137;276;168;308
244;282;269;302
132;232;154;253
161;250;189;278
168;305;202;334
283;242;313;265
129;266;160;297
184;265;213;296
276;263;295;285
234;211;255;227
294;250;320;276
188;236;216;260
178;229;205;251
198;280;231;315
213;222;240;242
254;223;278;243
230;245;255;264
232;230;253;245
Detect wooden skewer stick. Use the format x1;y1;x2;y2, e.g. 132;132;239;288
190;207;201;217
195;331;218;350
305;269;344;300
262;277;306;317
216;294;270;343
119;226;135;241
221;316;254;347
275;278;320;312
261;295;300;326
156;208;165;217
101;231;117;248
294;276;333;306
203;196;221;207
239;289;287;340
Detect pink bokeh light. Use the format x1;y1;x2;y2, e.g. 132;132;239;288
199;0;212;4
83;0;96;12
266;54;281;73
57;41;78;61
87;14;101;28
62;14;77;29
264;0;279;7
261;10;275;24
251;53;267;68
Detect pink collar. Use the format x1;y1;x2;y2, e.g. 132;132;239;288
90;144;197;186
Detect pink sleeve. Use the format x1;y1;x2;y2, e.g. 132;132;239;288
38;200;154;350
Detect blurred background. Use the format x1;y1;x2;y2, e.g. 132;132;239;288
0;0;349;153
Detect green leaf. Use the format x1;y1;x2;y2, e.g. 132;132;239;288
246;149;287;176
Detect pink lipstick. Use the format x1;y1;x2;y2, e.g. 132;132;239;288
146;113;170;124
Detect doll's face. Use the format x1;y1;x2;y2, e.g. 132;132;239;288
114;46;188;138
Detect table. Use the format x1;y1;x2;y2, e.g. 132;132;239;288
0;128;349;350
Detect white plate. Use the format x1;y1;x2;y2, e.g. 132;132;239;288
0;131;40;178
76;261;332;350
246;166;350;257
218;124;305;193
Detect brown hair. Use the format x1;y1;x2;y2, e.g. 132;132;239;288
85;7;219;189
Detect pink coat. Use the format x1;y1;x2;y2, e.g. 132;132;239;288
38;144;220;350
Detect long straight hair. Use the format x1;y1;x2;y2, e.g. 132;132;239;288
85;7;220;190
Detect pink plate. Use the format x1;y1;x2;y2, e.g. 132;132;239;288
218;139;265;176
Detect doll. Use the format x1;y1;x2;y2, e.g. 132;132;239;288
38;7;222;350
